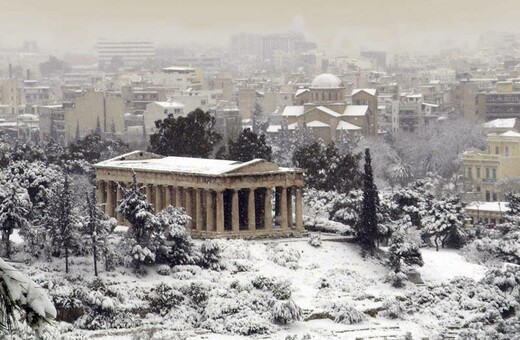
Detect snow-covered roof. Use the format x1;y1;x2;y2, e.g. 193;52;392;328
295;88;309;97
343;105;369;116
336;120;362;130
282;105;305;116
310;73;343;89
153;101;185;109
352;88;377;96
500;130;520;137
465;202;510;213
422;102;439;108
95;151;294;176
316;106;341;117
484;118;517;129
306;120;330;128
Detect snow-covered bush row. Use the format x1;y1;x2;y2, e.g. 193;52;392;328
402;277;518;335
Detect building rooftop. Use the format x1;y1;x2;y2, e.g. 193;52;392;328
336;120;362;130
466;201;510;213
352;88;377;96
95;151;298;176
484;118;517;129
343;105;369;116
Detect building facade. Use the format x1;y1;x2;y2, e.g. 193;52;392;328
94;151;304;238
461;130;520;202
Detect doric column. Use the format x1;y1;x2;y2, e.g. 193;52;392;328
280;186;288;230
264;187;272;231
287;187;293;228
155;185;163;212
96;180;105;213
106;181;114;218
164;185;172;208
248;188;256;231
232;189;239;232
175;187;182;208
216;190;224;233
206;190;214;231
195;189;203;230
145;184;152;206
185;188;193;228
116;183;123;222
295;187;303;231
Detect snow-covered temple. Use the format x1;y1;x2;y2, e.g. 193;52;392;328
94;151;304;238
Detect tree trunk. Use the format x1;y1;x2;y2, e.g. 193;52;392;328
65;246;69;274
93;244;98;277
2;230;11;258
434;237;439;251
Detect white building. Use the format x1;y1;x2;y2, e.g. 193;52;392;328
97;39;155;69
143;101;185;134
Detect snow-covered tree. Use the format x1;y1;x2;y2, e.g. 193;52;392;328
387;215;424;274
149;109;222;158
0;258;56;336
116;172;156;246
227;128;272;162
357;148;379;255
152;206;193;266
84;189;116;276
421;195;467;251
271;120;294;167
46;176;80;273
0;184;31;258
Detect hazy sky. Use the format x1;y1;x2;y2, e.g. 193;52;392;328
2;0;520;55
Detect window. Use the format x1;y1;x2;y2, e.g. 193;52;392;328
486;168;490;179
492;192;497;201
492;168;496;179
495;146;499;154
476;186;481;192
505;146;510;157
485;191;491;202
476;167;481;178
164;109;167;114
467;167;472;179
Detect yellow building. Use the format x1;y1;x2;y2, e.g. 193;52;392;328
462;130;520;201
64;88;126;143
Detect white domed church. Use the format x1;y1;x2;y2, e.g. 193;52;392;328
278;73;378;142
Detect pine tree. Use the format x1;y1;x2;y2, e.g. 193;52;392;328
84;189;114;276
95;116;102;135
388;216;423;273
421;195;466;251
357;148;379;255
116;172;156;245
47;176;78;273
0;184;31;258
227;128;272;162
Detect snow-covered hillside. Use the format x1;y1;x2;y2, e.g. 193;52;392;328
10;233;499;339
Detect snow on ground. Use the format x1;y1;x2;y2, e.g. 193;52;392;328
17;232;489;339
417;248;487;284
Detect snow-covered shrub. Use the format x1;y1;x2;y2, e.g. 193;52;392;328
251;276;292;300
267;244;300;269
308;233;322;247
328;301;367;324
224;310;275;335
407;277;518;332
303;216;353;234
197;240;224;270
318;268;375;294
381;297;407;319
148;283;184;316
385;271;409;288
181;281;210;306
482;265;520;296
156;264;171;276
272;299;302;324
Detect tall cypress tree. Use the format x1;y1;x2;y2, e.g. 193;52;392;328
358;148;379;255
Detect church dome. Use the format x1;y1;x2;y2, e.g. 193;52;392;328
310;73;343;89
